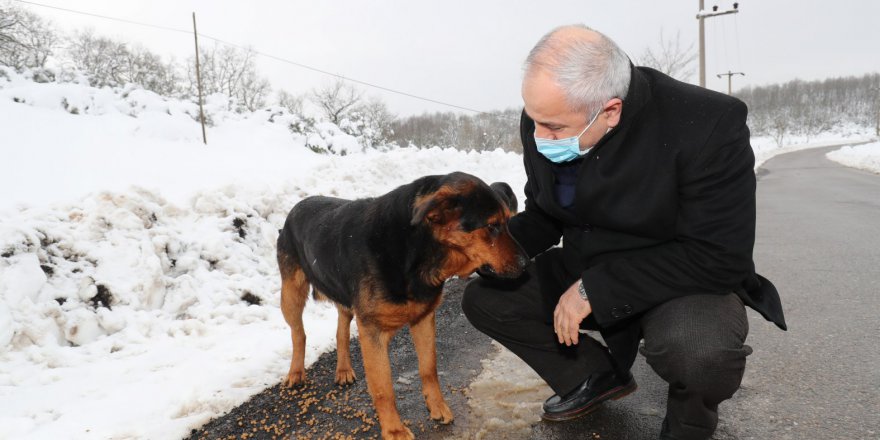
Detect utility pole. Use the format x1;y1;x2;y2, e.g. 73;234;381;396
697;1;740;88
192;12;207;145
717;71;745;95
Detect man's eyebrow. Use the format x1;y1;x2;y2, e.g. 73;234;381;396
524;110;564;127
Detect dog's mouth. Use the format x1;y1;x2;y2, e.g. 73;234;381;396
478;263;495;275
478;258;528;279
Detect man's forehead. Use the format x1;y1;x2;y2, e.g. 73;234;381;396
524;108;565;127
522;70;575;125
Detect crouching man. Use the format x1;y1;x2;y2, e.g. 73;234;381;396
462;24;786;440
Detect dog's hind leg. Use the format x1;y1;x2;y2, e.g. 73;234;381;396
278;249;309;387
334;305;357;385
410;310;454;424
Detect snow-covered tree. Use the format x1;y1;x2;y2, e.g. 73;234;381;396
0;4;57;70
310;80;362;125
276;89;304;115
186;43;270;112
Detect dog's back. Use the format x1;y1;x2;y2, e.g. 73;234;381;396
278;195;375;308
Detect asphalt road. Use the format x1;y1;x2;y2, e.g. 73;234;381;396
189;146;880;440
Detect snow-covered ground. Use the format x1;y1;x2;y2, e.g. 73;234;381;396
827;141;880;174
0;68;525;439
0;68;874;440
750;129;875;170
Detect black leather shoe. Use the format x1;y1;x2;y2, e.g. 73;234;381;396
541;370;637;422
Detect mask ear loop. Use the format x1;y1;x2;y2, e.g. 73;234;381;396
577;106;611;156
576;107;603;139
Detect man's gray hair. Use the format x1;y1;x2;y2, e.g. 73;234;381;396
524;24;631;115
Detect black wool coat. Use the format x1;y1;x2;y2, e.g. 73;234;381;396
508;66;787;371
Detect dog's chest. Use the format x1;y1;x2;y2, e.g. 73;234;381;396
358;295;442;330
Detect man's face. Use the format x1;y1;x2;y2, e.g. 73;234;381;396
522;69;612;152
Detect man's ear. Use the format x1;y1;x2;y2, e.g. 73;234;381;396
603;98;624;128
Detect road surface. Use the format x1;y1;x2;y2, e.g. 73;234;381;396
188;145;880;440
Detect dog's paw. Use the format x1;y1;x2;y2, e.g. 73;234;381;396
335;368;357;385
427;400;454;424
284;369;306;387
381;425;414;440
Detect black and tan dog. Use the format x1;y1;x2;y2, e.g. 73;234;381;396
276;172;528;440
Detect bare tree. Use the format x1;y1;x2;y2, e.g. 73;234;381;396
119;45;181;96
347;96;397;148
770;112;790;148
390;109;519;152
0;4;57;70
311;80;362;125
0;6;17;45
186;43;270;111
873;81;880;137
276;89;304;114
65;29;129;87
639;29;696;82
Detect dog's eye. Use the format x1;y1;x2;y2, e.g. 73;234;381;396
486;222;501;235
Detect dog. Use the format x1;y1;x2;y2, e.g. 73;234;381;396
276;172;528;440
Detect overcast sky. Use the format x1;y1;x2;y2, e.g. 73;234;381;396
18;0;880;116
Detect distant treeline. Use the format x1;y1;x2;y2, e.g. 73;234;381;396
389;109;521;152
736;73;880;145
390;73;880;153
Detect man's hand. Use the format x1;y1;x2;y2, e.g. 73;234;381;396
553;280;592;346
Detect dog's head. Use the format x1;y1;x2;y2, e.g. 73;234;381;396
411;172;529;281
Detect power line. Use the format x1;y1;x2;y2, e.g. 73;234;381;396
12;0;506;117
13;0;192;35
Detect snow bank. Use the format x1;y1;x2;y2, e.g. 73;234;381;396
826;141;880;174
0;147;525;439
750;126;874;170
0;67;526;439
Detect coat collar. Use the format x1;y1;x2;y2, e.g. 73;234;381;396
592;64;651;151
522;64;653;223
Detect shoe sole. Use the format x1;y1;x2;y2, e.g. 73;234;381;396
540;379;638;422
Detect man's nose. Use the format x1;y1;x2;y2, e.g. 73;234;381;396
534;127;557;140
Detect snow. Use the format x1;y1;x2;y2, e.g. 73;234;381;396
750;128;875;170
0;67;874;439
0;68;526;439
826;141;880;174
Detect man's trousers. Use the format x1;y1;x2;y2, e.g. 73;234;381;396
461;250;752;440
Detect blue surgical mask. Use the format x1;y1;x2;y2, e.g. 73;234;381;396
534;109;602;163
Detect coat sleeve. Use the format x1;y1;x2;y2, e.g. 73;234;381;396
583;100;757;327
507;111;563;258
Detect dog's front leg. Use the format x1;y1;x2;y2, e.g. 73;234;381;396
358;321;414;440
410;311;454;424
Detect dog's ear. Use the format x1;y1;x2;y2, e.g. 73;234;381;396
490;182;517;214
411;190;458;226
